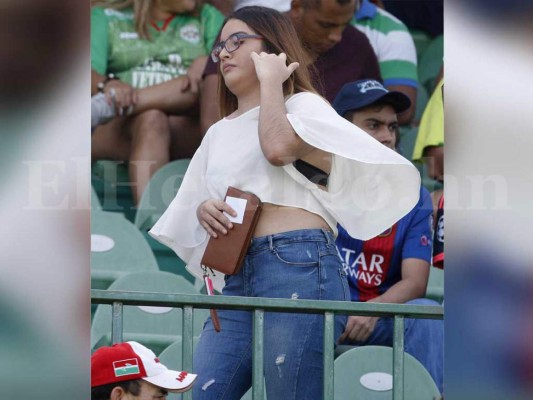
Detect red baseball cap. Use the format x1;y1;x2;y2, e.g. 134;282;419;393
91;341;197;393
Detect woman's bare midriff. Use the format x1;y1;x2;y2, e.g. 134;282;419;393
253;203;331;237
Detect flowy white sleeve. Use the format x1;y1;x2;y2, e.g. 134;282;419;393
284;92;421;240
148;142;210;266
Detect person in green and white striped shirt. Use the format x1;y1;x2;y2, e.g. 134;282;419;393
353;0;418;125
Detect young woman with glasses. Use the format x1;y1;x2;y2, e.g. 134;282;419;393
150;6;420;399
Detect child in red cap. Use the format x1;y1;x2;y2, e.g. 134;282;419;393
91;341;197;400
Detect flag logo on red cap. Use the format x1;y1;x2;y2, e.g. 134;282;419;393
113;359;140;377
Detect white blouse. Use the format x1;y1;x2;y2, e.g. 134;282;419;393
149;92;420;290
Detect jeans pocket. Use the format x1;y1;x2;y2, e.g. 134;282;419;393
273;241;320;267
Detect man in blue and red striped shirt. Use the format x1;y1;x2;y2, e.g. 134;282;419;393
332;79;443;393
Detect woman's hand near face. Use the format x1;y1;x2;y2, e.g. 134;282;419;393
197;199;237;238
250;52;299;87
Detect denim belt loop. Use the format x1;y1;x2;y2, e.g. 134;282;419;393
322;228;333;245
268;234;274;251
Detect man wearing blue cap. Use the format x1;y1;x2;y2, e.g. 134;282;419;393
332;79;444;394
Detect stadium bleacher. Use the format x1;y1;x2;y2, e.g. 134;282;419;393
91;210;159;291
91;270;208;355
334;346;440;399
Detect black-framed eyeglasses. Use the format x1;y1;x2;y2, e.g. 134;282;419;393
211;32;263;63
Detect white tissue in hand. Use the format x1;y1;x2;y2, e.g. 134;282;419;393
224;197;247;224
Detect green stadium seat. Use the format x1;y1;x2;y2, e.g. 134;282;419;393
418;34;443;95
91;271;208;355
157;338;201;400
158;337;198;369
334;346;440;400
426;266;444;304
93;160;130;184
92;160;136;221
140;232;199;287
134;158;191;231
91;211;159;290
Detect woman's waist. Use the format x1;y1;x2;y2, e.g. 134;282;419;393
253;204;331;238
249;227;335;252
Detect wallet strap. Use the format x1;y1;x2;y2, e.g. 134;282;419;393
202;265;221;333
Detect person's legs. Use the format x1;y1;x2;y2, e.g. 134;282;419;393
168;115;202;160
91;118;131;162
193;229;350;400
193;268;253;400
251;229;349;400
129;112;201;204
192;310;253;400
128;110;172;204
92;111;202;205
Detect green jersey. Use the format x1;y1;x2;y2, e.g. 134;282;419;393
91;4;224;88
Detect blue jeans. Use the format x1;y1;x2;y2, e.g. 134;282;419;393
346;298;444;393
192;229;349;400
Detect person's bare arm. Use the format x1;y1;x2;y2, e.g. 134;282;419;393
200;74;221;135
387;84;417;125
134;77;198;115
252;52;316;166
339;258;429;343
92;68;198;116
370;258;430;304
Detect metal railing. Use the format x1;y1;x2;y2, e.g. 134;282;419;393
91;289;443;400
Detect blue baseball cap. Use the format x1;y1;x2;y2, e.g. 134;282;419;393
332;79;411;117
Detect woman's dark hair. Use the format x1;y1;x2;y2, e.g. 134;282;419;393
91;379;141;400
218;6;317;117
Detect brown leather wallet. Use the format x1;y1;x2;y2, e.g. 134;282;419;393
201;187;262;275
